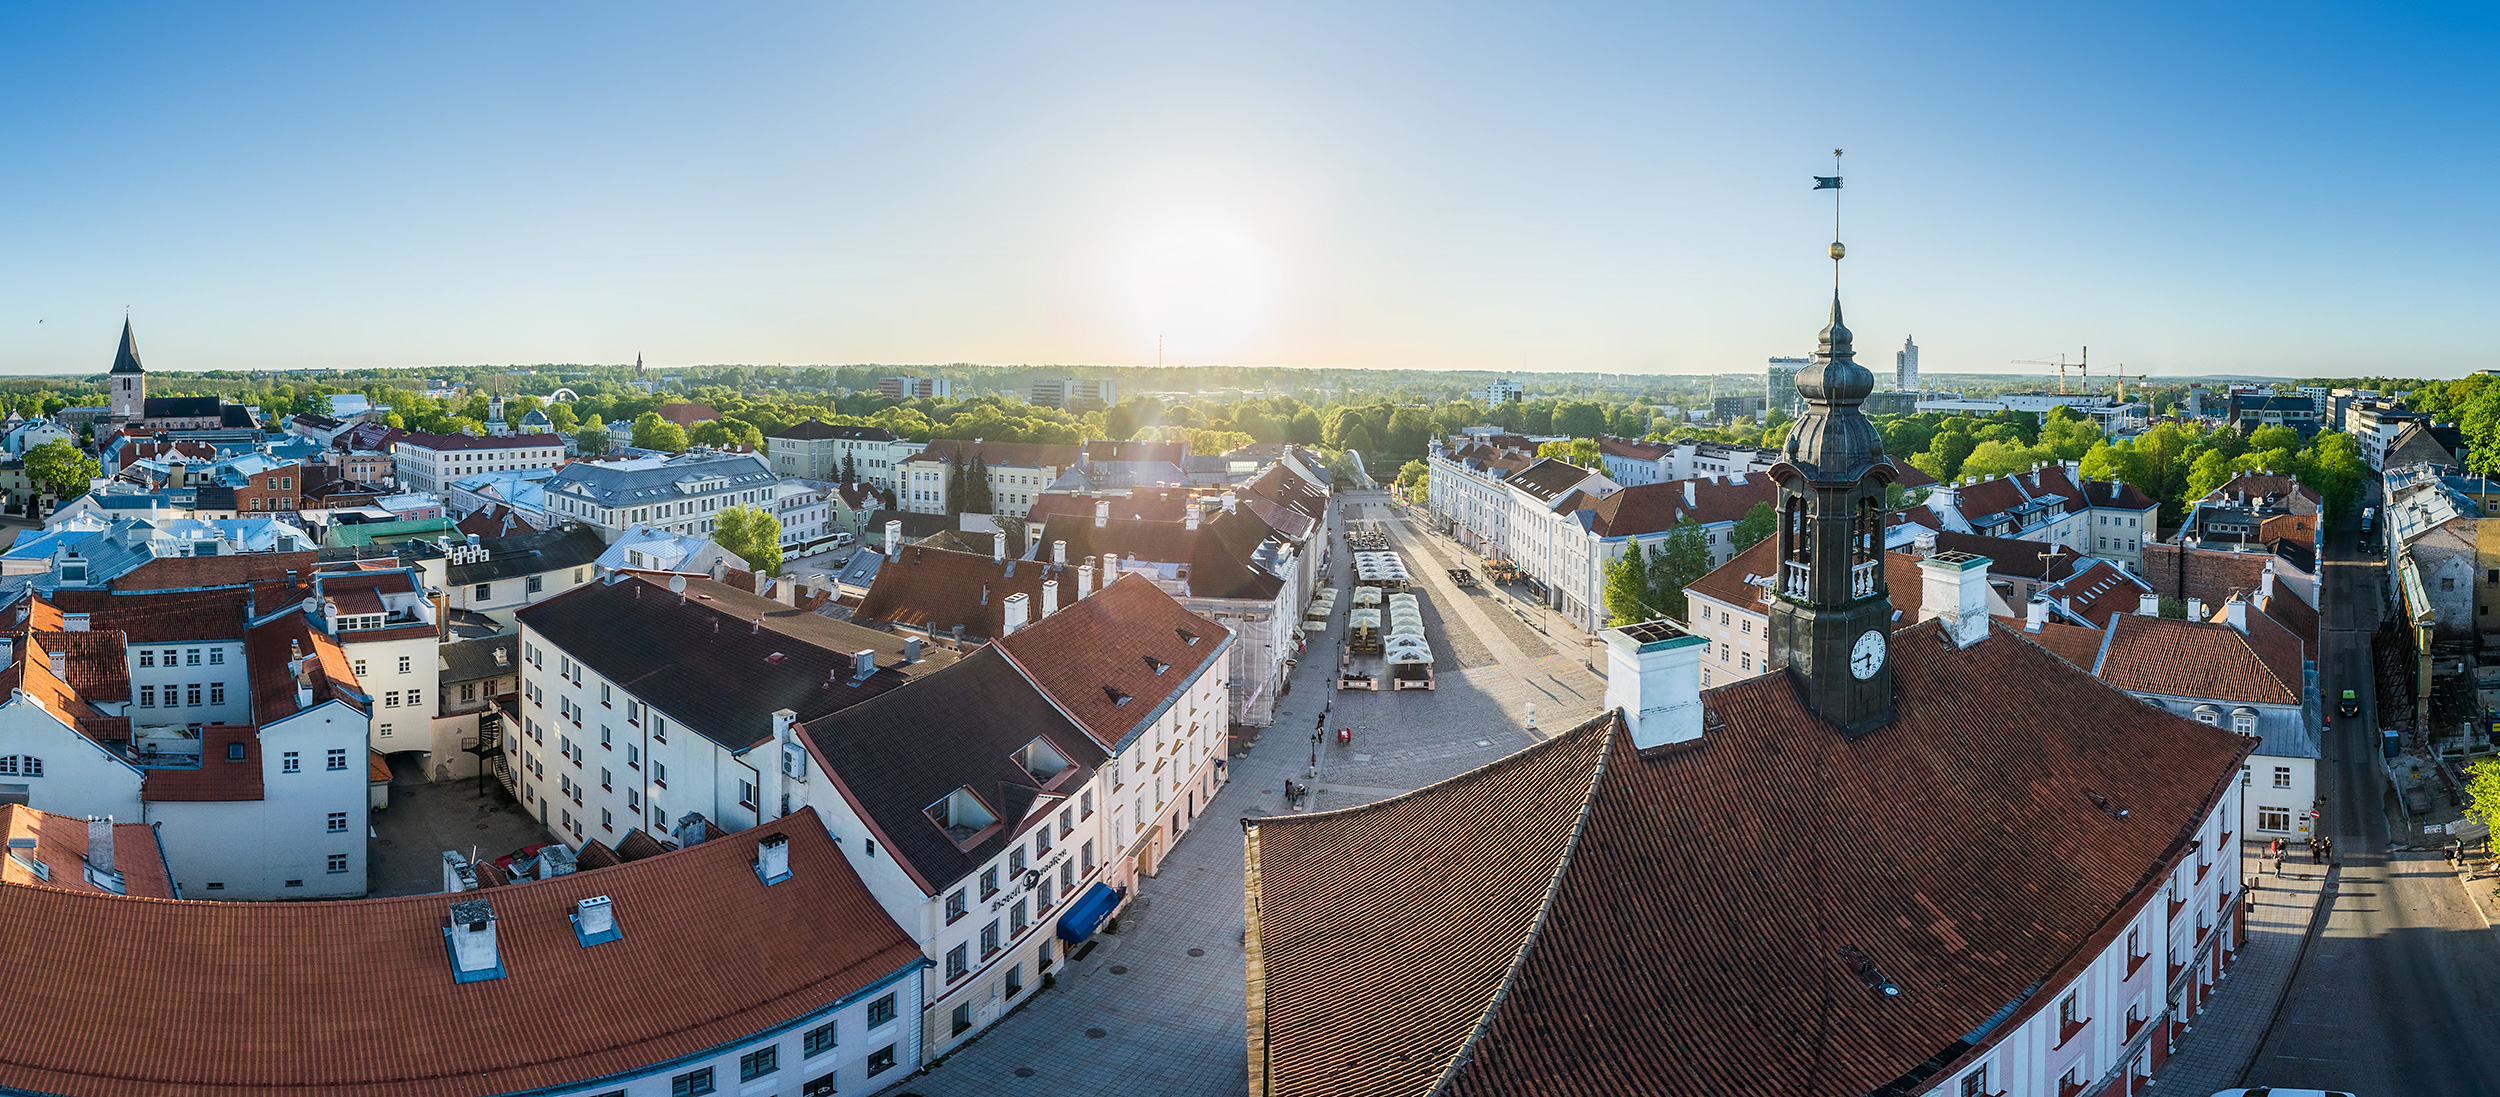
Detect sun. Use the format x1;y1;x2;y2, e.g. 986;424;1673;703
1121;219;1272;361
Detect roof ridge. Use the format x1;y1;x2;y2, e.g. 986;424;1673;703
1429;713;1620;1097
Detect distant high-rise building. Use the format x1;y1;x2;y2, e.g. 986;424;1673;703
1895;335;1919;391
1479;378;1526;404
879;377;956;400
1765;357;1810;416
1028;378;1117;410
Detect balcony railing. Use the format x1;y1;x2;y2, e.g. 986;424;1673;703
1781;560;1811;599
1850;559;1879;599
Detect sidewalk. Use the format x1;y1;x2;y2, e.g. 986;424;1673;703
2150;840;2332;1095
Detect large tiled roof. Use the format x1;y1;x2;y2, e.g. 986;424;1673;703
2041;559;2151;627
0;810;921;1097
1028;492;1194;527
247;612;366;722
1085;439;1186;465
444;524;607;586
544;450;774;507
854;545;1068;640
1596;435;1668;461
1242;460;1329;523
2197;472;2323;513
1930;531;2078;581
50;587;253;644
516;575;957;752
438;635;519;685
802;646;1102;895
995;572;1230;752
1032;509;1292;603
904;439;1081;469
398;431;564;452
1505;458;1598;503
0;804;175;898
1584;475;1773;535
142;725;263;802
1247;618;2250;1097
768;419;899;442
1682;536;1777;611
2097;613;2300;705
2025;620;2111;669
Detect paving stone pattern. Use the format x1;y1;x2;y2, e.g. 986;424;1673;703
2150;840;2331;1095
899;492;1607;1097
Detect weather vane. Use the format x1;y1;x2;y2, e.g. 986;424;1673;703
1813;149;1844;289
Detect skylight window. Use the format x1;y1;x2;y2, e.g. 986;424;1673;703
926;787;998;844
1102;685;1132;707
1175;628;1199;646
1143;655;1169;675
1017;737;1072;783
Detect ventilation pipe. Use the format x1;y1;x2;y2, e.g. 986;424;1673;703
1053;540;1068;566
2187;597;2205;622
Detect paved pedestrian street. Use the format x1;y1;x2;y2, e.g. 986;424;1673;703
899;493;1608;1096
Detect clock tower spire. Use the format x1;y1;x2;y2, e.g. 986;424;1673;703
1765;273;1899;736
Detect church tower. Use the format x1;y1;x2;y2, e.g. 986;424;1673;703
109;318;146;422
1765;294;1898;736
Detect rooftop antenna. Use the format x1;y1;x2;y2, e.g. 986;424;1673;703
1814;150;1845;291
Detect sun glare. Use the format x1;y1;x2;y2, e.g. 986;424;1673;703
1121;219;1273;361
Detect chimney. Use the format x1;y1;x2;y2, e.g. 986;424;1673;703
442;850;479;893
1682;480;1698;508
755;570;771;596
2259;564;2277;601
2223;595;2249;633
2187;597;2205;622
571;895;622;946
46;647;65;682
1221;491;1237;514
2025;597;2049;633
1102;557;1121;585
754;833;792;885
1185;506;1199;532
850;649;876;679
2139;592;2160;617
1916;551;1992;649
60;613;88;633
1042;579;1060;617
993;534;1006;563
885;520;903;559
1078;563;1095;600
709;557;727;583
903;635;923;663
1046;539;1065;567
1912;531;1937;557
1002;592;1031;635
444;898;505;983
1600;621;1707;749
86;816;114;876
1095;500;1110;528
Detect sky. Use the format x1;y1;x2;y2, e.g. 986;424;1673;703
2;3;2495;379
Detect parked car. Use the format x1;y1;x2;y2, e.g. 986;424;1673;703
2338;689;2360;717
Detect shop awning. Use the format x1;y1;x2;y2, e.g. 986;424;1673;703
1056;882;1126;944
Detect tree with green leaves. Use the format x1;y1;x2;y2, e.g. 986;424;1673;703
24;440;99;501
712;504;784;577
1602;543;1654;626
1730;501;1776;553
1396;459;1429;494
1553;400;1607;439
964;455;995;514
574;414;608;457
839;451;859;484
544;401;579;433
1337;419;1377;456
632;411;688;453
1644;519;1715;621
945;455;967;516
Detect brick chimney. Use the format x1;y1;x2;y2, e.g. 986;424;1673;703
1917;551;1992;649
1601;621;1705;749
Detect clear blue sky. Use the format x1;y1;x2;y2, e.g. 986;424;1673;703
3;3;2493;378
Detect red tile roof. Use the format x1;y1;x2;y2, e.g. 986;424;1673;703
399;431;565;452
1584;476;1774;535
1028;491;1195;528
1085;439;1186;465
994;572;1229;751
905;438;1082;469
1247;618;2251;1097
853;545;1067;640
2198;472;2323;512
50;587;254;644
657;401;720;427
1929;531;2080;582
2097;613;2300;705
1596;435;1668;461
1032;509;1291;602
247;612;366;722
0;810;921;1097
0;804;176;898
2025;620;2111;669
2041;559;2150;627
142;725;264;802
1682;537;1777;612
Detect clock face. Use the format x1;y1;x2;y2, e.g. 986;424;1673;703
1849;629;1886;680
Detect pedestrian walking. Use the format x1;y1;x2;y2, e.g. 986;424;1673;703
2323;834;2334;860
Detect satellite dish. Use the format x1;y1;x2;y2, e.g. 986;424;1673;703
668;575;687;594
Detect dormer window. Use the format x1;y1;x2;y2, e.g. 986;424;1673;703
1017;737;1072;784
1175;628;1199;646
1143;655;1169;675
926;786;998;844
1102;685;1132;707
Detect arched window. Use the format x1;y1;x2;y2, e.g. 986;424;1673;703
2192;705;2221;727
2231;708;2260;736
0;756;41;777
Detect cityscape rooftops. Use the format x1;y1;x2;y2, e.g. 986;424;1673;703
0;805;174;897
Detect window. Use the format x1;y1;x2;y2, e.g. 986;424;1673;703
227;743;245;762
2273;765;2292;788
1011;898;1029;934
1060;861;1075;891
186;649;202;666
527;574;545;594
328;853;349;873
739;778;757;808
1009;847;1027;876
2059;991;2081;1029
2258;806;2291;832
2232;708;2258;736
1958;1065;1988;1097
140;685;154;707
867;991;897;1027
946;889;968;924
327;749;347;771
474;584;492;601
282;751;301;773
981;919;1002;956
1081;789;1095;818
209;648;223;665
804;1020;837;1057
1005;963;1024;997
945;943;969;980
739;1046;778;1081
669;1067;715;1097
187;683;202;706
653;761;667;787
1036;827;1052;855
981;867;999;899
627;744;639;766
139;650;153;668
0;756;41;777
601;808;613;830
209;682;225;705
600;767;612;789
353;659;368;678
1081;840;1095;874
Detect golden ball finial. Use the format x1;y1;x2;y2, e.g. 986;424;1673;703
1829;241;1846;261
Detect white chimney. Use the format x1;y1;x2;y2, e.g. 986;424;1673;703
993;534;1006;563
1917;551;1992;649
2187;597;2205;622
1601;621;1707;749
2139;592;2160;617
1095;500;1110;528
1221;491;1237;514
903;636;923;663
1913;531;1937;557
754;833;792;885
885;520;903;559
86;815;113;875
1185;506;1199;532
709;557;728;583
1042;579;1059;617
1077;563;1095;600
850;649;876;679
2025;597;2049;633
1682;480;1698;507
445;898;504;982
2259;564;2277;601
572;895;621;945
1053;540;1068;566
47;648;65;682
61;613;89;633
2223;595;2249;633
1002;592;1031;635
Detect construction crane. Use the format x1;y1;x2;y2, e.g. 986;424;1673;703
2011;348;2090;394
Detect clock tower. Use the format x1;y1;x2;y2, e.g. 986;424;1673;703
1765;293;1898;737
